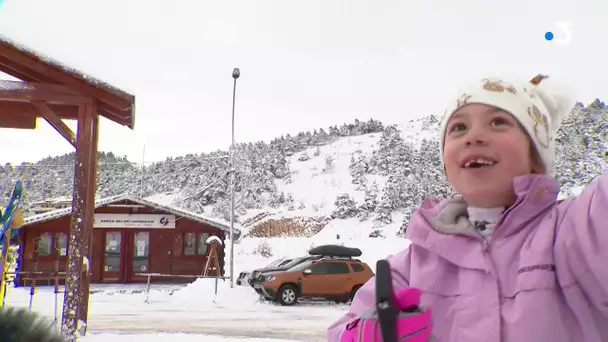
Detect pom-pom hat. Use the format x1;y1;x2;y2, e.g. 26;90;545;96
439;74;577;174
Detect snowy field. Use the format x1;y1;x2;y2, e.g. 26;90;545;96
6;278;342;341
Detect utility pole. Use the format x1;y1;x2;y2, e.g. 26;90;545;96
139;144;145;198
229;68;240;288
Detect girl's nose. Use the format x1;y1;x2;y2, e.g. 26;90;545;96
464;127;489;146
465;138;486;146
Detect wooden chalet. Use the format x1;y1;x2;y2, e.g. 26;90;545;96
16;195;240;285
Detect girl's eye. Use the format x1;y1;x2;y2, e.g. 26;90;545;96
490;117;508;126
449;123;467;133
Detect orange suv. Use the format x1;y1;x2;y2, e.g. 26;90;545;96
251;245;374;306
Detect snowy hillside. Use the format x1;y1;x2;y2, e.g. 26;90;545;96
0;101;606;240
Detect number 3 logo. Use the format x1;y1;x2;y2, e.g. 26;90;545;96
554;21;572;45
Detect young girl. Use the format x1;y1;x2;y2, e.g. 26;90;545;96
327;74;608;341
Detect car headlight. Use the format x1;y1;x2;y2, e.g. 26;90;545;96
264;276;276;282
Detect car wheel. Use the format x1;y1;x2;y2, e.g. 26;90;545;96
277;285;298;306
350;285;362;301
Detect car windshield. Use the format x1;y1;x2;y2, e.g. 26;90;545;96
265;258;287;268
276;259;293;267
287;259;314;272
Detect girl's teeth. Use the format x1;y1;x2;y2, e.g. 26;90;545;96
465;159;495;167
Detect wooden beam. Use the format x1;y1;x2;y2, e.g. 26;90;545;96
0;102;79;120
0;54;58;83
0;58;43;82
32;101;76;148
0;43;134;112
0;113;36;129
0;80;92;104
97;102;130;124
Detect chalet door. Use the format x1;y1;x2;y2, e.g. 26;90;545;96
149;230;172;276
101;230;125;283
127;231;150;283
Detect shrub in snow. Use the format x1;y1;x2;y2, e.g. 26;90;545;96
369;229;385;238
252;240;273;257
298;153;310;162
323;155;335;173
267;192;286;209
313;146;321;156
332;193;358;219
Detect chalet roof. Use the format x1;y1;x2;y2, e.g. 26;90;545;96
22;194;241;237
0;35;135;129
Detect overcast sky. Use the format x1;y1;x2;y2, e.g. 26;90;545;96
0;0;606;165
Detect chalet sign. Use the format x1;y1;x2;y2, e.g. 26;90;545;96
94;213;176;229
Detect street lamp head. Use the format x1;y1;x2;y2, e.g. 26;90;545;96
232;68;240;79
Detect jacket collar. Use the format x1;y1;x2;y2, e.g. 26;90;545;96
405;174;560;271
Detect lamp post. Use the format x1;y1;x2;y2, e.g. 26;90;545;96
229;68;239;287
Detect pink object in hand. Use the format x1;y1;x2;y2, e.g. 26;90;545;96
340;288;433;342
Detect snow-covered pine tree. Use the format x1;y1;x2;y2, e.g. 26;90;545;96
332;193;358;219
348;154;368;190
357;181;379;221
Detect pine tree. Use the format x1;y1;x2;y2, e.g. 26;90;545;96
332;193;358;219
348;154;368;190
357;181;379;221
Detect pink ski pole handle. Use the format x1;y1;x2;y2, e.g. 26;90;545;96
340;288;433;342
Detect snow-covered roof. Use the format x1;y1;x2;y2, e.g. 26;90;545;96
22;194;241;236
0;34;135;129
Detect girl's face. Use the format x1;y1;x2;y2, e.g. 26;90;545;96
443;103;543;208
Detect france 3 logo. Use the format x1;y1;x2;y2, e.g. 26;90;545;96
545;22;572;45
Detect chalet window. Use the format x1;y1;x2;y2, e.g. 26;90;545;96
184;233;196;256
38;233;53;257
57;233;68;256
37;232;68;258
197;233;209;255
183;232;211;256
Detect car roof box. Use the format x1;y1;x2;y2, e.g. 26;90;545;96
308;244;362;257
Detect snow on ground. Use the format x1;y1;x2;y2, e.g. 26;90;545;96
82;334;292;341
6;278;343;341
3;232;408;341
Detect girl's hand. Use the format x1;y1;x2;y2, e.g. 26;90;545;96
340;288;433;342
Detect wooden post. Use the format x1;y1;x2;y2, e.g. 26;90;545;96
61;104;94;339
144;274;152;304
79;104;98;335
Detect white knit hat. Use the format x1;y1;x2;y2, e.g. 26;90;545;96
439;74;577;174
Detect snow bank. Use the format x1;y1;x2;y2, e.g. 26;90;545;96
171;278;261;307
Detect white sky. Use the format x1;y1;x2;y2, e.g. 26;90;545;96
0;0;606;165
